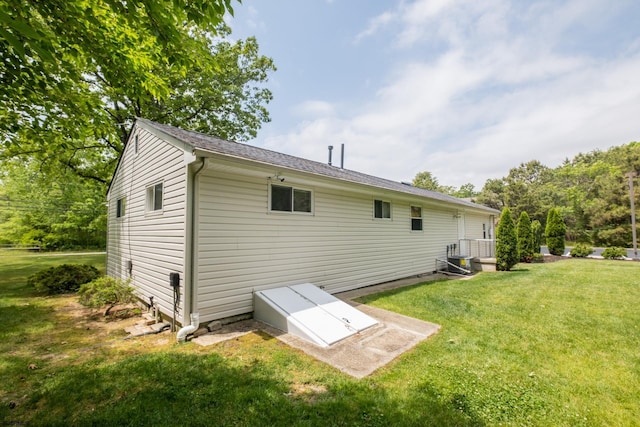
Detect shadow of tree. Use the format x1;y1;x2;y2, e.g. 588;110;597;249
16;351;485;427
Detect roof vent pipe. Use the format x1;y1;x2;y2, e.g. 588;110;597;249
340;144;344;169
328;145;333;166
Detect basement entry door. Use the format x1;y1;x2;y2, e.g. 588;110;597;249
254;283;378;348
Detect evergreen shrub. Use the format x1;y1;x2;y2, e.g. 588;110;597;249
28;264;100;295
545;208;566;256
496;207;518;271
517;211;534;262
570;243;594;257
601;247;627;259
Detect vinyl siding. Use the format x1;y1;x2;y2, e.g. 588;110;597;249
195;167;469;322
106;127;188;320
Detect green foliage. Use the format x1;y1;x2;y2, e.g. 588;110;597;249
496;207;518;271
1;2;274;185
27;264;100;294
602;247;627;259
532;253;544;263
545;208;566;256
78;276;135;314
0;161;107;248
570;243;594;257
476;142;640;248
531;220;543;253
412;171;441;191
516;211;534;262
412;171;477;198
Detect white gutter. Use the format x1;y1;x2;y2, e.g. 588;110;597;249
177;157;206;343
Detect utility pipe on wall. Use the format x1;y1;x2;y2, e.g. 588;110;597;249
177;158;206;343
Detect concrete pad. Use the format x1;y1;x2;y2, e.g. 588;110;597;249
193;275;443;378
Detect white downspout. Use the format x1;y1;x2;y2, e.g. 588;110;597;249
177;312;199;343
177;157;206;343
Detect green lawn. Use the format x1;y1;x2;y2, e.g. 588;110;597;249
1;252;639;426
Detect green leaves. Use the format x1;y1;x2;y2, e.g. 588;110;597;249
496;207;518;271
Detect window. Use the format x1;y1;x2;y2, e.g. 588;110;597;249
271;184;312;213
411;206;423;231
146;182;163;212
374;200;391;219
134;134;139;154
116;197;126;218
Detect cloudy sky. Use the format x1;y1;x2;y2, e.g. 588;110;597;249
228;0;640;190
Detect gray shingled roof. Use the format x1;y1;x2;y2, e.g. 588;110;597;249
137;118;498;213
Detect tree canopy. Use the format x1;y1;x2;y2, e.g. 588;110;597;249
1;0;275;184
474;142;640;247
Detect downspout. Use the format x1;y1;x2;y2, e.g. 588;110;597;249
177;157;207;343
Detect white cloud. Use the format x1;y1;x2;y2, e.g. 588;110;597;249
292;100;336;118
262;0;640;189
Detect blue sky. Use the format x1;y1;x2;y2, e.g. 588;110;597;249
228;0;640;190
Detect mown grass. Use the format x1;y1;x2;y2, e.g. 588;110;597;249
1;252;639;426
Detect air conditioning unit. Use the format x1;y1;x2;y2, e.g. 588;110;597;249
447;255;473;274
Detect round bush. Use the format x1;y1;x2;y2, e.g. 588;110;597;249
601;247;627;259
27;264;100;295
570;243;594;258
78;276;135;314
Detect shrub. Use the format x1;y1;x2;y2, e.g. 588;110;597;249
496;207;518;271
531;220;543;254
78;276;136;315
517;211;534;262
570;243;594;258
545;208;566;256
28;264;100;295
532;253;544;263
602;247;627;259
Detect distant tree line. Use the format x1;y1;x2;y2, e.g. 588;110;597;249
475;142;640;248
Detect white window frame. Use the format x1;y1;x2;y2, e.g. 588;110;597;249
146;182;163;213
411;205;423;231
374;199;391;220
269;184;313;214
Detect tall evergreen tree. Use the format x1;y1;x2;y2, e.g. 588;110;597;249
531;220;543;254
496;207;518;271
517;211;534;262
545;208;566;256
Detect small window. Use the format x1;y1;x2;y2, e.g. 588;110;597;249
411;206;423;231
146;182;163;212
134;134;139;154
271;184;312;213
483;223;487;239
374;200;391;219
116;197;126;218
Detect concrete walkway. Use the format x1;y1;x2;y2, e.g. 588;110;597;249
193;274;446;378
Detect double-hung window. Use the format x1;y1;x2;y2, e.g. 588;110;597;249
270;184;312;213
146;182;163;212
374;199;391;219
411;206;423;231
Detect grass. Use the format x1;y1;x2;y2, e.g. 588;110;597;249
1;251;639;426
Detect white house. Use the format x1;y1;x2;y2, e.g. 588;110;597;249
106;118;498;337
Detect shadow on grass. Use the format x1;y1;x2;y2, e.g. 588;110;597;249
7;351;485;427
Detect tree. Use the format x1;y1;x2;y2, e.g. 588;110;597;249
412;171;441;191
475;178;506;210
2;20;276;184
545;208;566;256
496;207;518;271
516;211;534;262
0;160;106;249
531;220;543;254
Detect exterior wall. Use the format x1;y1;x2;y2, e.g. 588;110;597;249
462;212;496;257
106;127;189;320
194;164;490;322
